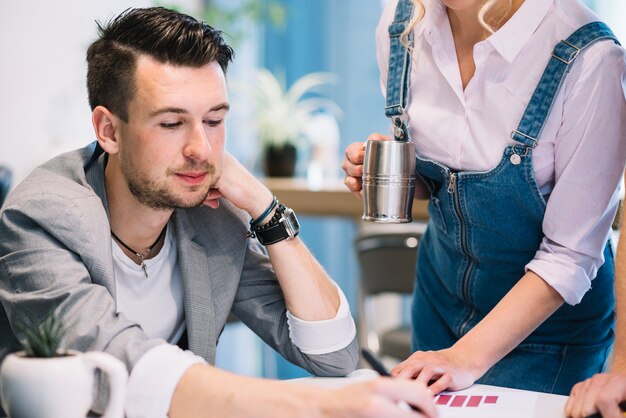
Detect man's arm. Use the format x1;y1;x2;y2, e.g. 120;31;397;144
208;152;350;324
206;153;357;376
169;363;438;418
0;175;163;368
0;175;170;414
209;153;340;321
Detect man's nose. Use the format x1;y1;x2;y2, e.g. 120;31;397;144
183;122;212;161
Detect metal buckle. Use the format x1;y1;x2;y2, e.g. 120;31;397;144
392;117;406;140
551;40;580;65
393;125;405;139
510;130;538;148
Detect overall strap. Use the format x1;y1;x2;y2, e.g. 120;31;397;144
511;22;620;148
384;0;415;141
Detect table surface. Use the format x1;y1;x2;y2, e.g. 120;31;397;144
290;369;568;418
0;370;568;418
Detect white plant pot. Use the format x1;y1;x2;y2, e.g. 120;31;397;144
0;350;127;418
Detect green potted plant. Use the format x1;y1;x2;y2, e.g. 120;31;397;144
0;311;127;418
18;310;66;358
238;68;341;177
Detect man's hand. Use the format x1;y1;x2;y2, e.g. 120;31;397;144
170;364;438;418
202;189;223;209
203;152;273;219
324;378;438;417
565;373;626;418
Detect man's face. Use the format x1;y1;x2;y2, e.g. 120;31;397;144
115;56;229;210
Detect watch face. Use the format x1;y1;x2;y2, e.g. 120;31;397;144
282;208;300;238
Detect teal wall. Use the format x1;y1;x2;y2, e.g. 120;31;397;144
216;0;388;379
260;0;387;379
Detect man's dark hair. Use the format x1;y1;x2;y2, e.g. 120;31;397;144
86;7;234;122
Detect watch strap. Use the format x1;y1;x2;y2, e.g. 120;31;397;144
252;204;299;245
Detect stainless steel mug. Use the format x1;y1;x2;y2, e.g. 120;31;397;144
362;139;416;223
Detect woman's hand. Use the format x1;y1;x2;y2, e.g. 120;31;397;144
565;373;626;418
341;133;390;198
391;348;480;395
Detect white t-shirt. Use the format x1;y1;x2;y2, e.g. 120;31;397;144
112;226;185;342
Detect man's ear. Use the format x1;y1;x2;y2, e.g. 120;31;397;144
92;106;122;154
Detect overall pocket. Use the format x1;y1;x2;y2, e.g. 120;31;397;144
428;195;448;234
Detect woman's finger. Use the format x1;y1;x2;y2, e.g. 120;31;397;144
342;160;364;178
344;176;362;193
367;132;391;142
345;141;366;165
415;365;440;387
427;372;452;395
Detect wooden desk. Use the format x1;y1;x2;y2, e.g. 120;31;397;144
263;177;429;220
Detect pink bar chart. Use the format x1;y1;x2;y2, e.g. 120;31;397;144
436;394;499;408
434;388;538;418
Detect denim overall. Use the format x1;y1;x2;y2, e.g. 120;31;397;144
386;0;619;395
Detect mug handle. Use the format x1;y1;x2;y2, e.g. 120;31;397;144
83;352;128;418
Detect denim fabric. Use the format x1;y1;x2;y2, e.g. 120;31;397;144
512;22;620;146
385;0;414;118
413;147;614;394
385;2;619;396
385;0;414;140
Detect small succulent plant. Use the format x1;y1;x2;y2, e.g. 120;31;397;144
18;310;66;358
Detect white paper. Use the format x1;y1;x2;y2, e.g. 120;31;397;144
435;386;538;418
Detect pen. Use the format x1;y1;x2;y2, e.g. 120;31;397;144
585;401;626;418
361;348;424;413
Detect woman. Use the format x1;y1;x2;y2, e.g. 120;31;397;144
343;0;626;395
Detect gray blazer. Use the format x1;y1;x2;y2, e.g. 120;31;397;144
0;143;358;377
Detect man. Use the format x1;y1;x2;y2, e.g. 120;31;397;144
0;7;435;418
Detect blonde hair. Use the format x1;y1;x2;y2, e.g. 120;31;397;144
400;0;513;48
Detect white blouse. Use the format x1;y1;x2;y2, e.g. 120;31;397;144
376;0;626;305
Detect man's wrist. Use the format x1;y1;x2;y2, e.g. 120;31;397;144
247;191;275;221
249;197;278;229
249;203;300;245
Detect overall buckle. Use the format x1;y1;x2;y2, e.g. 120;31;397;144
551;40;580;65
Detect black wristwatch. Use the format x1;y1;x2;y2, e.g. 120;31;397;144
253;204;300;245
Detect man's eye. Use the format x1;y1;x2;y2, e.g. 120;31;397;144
205;119;223;127
160;122;182;129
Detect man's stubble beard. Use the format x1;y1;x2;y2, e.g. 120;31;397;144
122;157;218;211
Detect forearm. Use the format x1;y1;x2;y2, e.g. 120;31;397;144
169;364;323;418
453;271;564;377
265;238;339;320
218;154;340;321
247;184;340;321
